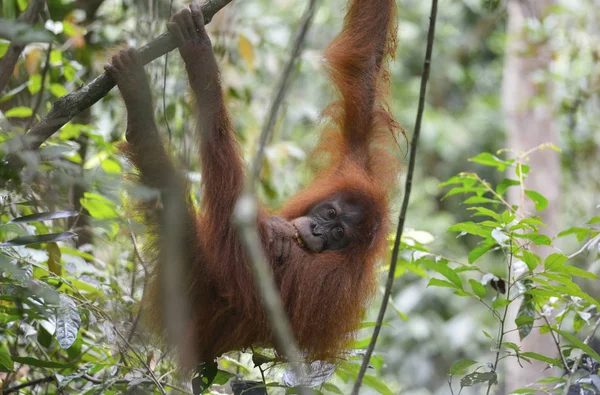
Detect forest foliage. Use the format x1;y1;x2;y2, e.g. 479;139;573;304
0;0;599;394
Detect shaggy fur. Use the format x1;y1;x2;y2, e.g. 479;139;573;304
111;0;402;370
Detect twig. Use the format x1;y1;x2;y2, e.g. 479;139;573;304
25;42;52;131
561;315;600;395
5;0;232;166
541;315;569;371
0;0;46;92
486;240;513;395
234;0;319;392
4;376;54;394
568;233;600;259
350;0;438;393
250;0;319;181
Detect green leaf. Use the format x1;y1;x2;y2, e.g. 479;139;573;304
468;239;495;264
80;192;118;220
5;106;32;118
460;371;497;387
516;292;535;341
561;266;599;280
502;342;520;353
427;278;459;289
447;222;490;238
0;345;13;372
496;178;520;196
467;207;501;221
49;83;68;98
525;190;548;211
588;216;600;225
519;352;561;366
422;260;462;288
450;359;478;375
554;329;600;362
443;186;485;200
469;279;486;298
469;152;510;171
16;0;27;12
46;242;62;276
362;374;393;395
513;233;552;246
28;73;42;94
521;251;541;271
492;299;510;309
56;294;81;349
557;227;591;242
544;253;568;271
463;196;501;204
50;49;62;65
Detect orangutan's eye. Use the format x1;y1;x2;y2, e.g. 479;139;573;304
332;227;344;240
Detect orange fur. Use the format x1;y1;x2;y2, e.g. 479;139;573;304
123;0;402;369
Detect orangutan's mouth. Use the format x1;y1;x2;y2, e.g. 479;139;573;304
293;224;305;247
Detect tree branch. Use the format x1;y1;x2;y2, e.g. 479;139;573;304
351;0;439;393
11;0;231;154
0;0;46;92
234;0;319;392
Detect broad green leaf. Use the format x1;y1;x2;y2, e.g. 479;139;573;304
460;371;497;387
496;178;520;196
463;196;501;204
28;73;42;94
80;192;118;219
447;222;490;238
322;382;343;394
467;207;501;221
469;279;486;298
561;266;600;279
50;49;62;64
56;294;81;349
554;329;600;362
101;158;121;174
519;352;561;366
502;342;520;353
492;299;510;309
469;152;510;171
516;292;535;340
427;278;459;289
0;345;13;372
468;239;495;264
449;359;478;375
422;260;462;288
46;242;62;276
525;190;548;211
544;253;568;271
443;186;485;200
513;233;552;246
557;227;591;243
50;83;68;98
362;374;393;395
439;176;469;187
521;251;541;271
5;106;32;118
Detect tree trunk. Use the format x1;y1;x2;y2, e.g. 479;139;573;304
502;0;560;393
